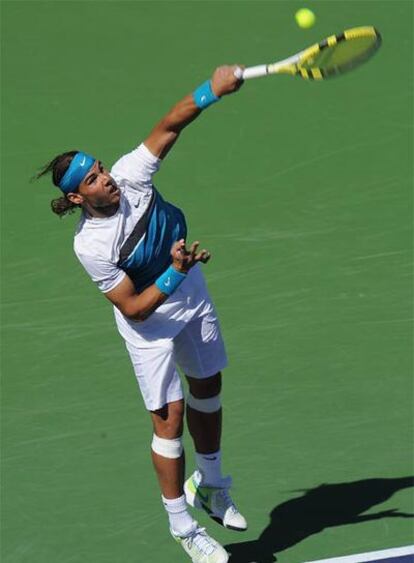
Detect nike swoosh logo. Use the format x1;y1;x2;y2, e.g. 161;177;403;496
165;278;171;287
80;156;86;166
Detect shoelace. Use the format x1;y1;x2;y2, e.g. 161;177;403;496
186;527;215;556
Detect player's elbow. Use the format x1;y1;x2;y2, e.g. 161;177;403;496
118;301;147;322
105;280;159;322
134;309;152;322
126;308;149;322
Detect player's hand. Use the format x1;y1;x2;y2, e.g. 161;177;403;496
211;65;244;97
170;239;211;273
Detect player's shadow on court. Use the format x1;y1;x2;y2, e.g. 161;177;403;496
225;476;414;563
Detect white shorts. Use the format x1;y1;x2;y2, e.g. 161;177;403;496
124;308;227;411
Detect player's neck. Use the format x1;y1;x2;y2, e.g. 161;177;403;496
83;202;120;219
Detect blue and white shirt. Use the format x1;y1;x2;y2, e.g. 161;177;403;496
74;143;186;294
74;143;213;339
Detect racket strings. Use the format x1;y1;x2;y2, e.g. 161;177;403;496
296;27;381;79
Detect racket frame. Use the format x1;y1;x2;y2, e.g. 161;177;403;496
237;26;381;81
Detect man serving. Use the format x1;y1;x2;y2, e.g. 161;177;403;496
38;65;246;563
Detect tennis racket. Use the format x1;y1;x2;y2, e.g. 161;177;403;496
234;26;381;80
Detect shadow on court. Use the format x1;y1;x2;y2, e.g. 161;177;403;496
225;476;414;563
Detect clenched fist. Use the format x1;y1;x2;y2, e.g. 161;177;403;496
211;65;244;98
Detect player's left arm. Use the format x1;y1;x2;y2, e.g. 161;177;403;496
144;65;243;160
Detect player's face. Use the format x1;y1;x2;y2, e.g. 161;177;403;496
76;160;121;211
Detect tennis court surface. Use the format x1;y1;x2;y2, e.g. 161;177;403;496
1;1;413;561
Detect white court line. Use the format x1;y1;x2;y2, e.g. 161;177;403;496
304;545;414;563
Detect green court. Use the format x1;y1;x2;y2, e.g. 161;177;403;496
1;1;413;561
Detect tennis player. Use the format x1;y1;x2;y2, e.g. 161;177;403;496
37;65;246;563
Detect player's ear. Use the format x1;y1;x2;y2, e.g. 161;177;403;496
67;192;84;205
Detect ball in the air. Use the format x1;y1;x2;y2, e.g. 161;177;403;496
295;8;316;29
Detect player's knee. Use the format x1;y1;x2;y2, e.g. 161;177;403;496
186;372;222;399
187;392;221;413
186;373;222;414
151;434;183;459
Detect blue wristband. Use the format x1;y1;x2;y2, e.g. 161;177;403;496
155;266;187;296
192;80;220;110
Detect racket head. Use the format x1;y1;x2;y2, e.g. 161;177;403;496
272;26;382;80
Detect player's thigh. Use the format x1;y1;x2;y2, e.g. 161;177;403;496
173;309;228;387
124;338;184;412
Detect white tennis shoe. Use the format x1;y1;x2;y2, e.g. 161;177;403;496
171;522;229;563
184;470;248;531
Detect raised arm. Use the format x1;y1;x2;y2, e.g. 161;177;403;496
144;65;243;159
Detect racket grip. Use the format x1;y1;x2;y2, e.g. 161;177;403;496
233;66;244;79
234;65;268;80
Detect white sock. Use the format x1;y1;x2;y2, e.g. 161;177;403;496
162;494;195;537
195;450;223;486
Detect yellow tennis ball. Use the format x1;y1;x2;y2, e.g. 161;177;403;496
295;8;316;29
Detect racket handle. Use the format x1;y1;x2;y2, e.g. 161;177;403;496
234;65;268;80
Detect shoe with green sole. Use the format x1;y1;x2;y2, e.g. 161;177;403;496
184;470;248;531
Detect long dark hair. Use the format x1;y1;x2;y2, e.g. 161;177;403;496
36;151;80;218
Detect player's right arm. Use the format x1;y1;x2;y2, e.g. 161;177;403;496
110;67;244;194
144;65;243;160
104;240;210;321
